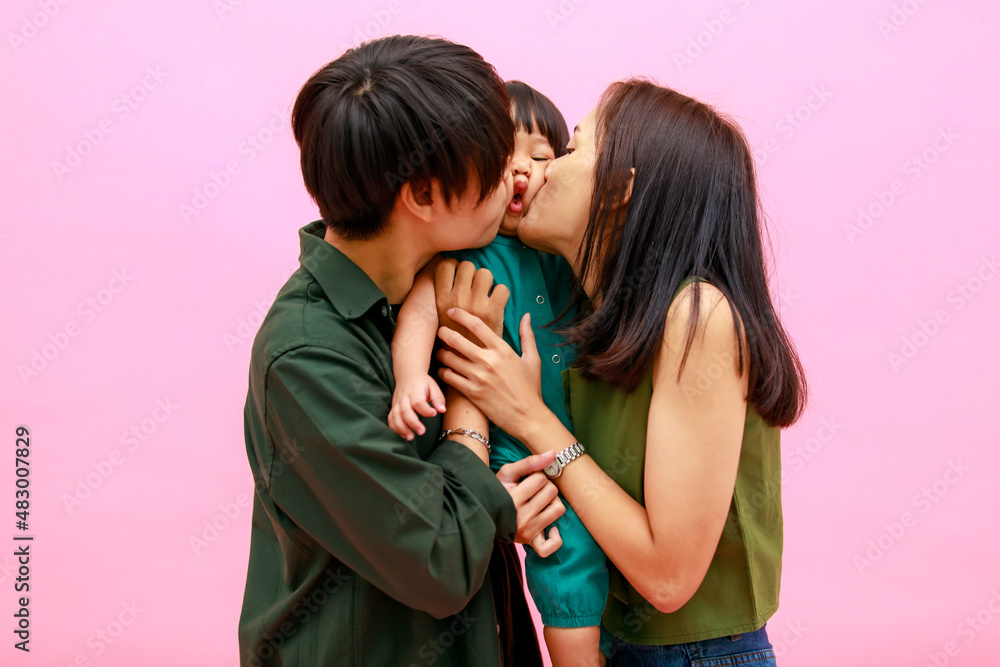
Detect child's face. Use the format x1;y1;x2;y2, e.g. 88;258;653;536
498;127;556;236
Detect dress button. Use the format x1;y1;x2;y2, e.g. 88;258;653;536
381;305;388;317
536;295;545;304
551;354;561;364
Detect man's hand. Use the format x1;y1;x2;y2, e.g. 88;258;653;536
435;259;510;340
496;451;565;557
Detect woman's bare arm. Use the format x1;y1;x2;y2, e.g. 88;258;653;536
436;283;748;612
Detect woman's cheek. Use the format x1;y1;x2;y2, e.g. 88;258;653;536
534;176;560;214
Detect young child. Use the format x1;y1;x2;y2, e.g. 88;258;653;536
389;81;609;667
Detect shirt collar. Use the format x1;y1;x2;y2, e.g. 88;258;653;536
297;220;389;320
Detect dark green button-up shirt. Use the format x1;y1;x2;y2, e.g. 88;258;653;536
239;221;518;666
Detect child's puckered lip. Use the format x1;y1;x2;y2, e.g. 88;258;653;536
508;176;529;215
512;176;529;195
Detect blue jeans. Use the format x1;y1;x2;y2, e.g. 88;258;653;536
608;624;777;666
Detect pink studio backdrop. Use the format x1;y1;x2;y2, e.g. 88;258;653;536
3;0;999;665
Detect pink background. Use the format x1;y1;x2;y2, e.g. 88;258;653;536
3;0;999;665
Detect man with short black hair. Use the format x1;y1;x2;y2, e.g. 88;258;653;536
238;36;561;666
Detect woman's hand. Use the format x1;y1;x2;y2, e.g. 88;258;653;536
436;308;551;445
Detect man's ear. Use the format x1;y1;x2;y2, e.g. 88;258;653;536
397;178;435;223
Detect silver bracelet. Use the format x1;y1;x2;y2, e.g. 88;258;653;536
438;428;491;453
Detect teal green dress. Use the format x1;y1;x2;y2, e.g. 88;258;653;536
562;285;783;644
448;235;610;629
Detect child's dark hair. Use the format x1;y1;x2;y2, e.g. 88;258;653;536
292;36;515;241
505;81;570;158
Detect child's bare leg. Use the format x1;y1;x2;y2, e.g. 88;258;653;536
544;626;605;667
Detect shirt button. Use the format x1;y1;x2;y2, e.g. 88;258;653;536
536;295;545;304
381;306;388;317
551;354;561;364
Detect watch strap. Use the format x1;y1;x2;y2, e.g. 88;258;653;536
545;441;585;477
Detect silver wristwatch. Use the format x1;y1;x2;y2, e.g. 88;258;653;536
543;442;586;478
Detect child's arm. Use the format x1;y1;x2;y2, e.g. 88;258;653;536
389;256;447;441
439;385;491;466
435;261;565;554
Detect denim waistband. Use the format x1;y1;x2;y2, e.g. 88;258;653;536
685;624;771;659
610;623;772;662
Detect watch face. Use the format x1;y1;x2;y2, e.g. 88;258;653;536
543;461;561;477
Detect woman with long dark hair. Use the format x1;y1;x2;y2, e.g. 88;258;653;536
435;79;807;666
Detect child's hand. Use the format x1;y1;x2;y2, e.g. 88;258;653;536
388;373;447;441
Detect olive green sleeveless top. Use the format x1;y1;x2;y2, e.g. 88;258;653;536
562;295;782;644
